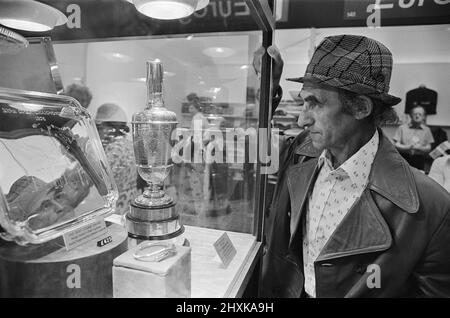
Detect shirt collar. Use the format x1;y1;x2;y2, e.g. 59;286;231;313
318;130;380;185
408;122;424;129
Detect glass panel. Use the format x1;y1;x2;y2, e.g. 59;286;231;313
0;89;118;244
53;31;264;234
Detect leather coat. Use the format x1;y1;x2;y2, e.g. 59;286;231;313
261;129;450;297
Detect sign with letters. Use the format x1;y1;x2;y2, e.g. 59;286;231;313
213;232;237;268
63;218;108;251
29;0;450;42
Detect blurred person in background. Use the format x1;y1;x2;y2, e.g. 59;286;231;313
95;103;139;215
429;150;450;193
64;83;93;109
394;105;434;170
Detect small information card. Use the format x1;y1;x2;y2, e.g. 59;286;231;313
63;218;108;251
213;232;237;268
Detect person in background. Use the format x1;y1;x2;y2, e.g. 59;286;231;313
95;103;139;215
64;83;93;109
260;34;450;298
188;96;209;134
393;105;434;170
429;151;450;193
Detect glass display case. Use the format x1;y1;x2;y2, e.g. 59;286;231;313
49;3;276;237
0;88;118;245
0;0;276;297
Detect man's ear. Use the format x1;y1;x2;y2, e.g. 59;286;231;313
352;95;373;120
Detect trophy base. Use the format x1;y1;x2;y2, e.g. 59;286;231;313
0;223;127;297
130;201;177;221
126;201;184;241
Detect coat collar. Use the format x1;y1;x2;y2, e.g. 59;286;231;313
286;128;419;254
367;129;419;214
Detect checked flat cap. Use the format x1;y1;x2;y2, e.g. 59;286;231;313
288;34;401;106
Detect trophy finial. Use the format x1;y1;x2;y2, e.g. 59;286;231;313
146;60;164;108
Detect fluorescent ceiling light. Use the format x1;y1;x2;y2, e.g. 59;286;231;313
0;19;51;32
207;87;222;94
133;0;199;20
202;47;235;58
0;0;67;32
164;71;175;77
103;52;133;63
128;0;209;17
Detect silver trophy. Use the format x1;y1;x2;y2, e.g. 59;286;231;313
126;60;183;242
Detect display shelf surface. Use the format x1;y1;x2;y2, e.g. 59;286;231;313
106;209;260;298
184;225;259;298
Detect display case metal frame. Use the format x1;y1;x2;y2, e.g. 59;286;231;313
0;0;277;297
241;0;276;297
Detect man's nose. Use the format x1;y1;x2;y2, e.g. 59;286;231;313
297;108;313;129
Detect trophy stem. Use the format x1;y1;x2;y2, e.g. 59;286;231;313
143;183;164;199
134;181;173;208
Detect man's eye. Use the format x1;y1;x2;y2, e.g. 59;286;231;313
40;200;52;210
305;101;318;109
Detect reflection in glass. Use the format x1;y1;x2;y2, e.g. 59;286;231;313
0;88;117;244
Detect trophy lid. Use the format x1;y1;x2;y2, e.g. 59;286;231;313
132;59;177;124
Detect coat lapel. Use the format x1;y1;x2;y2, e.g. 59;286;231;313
316;132;416;261
316;190;392;261
287;158;319;247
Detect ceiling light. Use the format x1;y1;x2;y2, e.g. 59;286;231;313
133;0;200;20
202;47;235;58
240;65;249;69
128;0;209;11
196;0;209;10
207;87;222;94
0;0;67;32
186;34;194;40
103;52;133;63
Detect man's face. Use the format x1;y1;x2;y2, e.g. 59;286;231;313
298;83;359;152
24;169;89;229
410;107;425;125
25;187;75;229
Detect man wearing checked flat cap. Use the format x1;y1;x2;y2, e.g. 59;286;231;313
258;35;450;297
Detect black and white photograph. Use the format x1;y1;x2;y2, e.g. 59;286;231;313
0;0;449;304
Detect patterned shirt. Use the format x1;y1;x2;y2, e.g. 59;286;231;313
303;130;379;297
